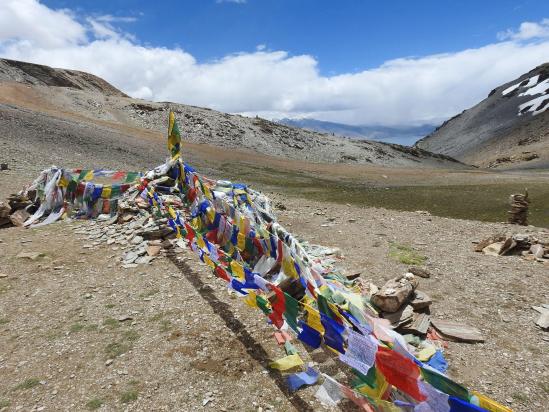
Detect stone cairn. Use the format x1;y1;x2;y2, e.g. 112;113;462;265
507;190;529;226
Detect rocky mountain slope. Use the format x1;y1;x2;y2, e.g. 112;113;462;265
0;58;464;169
416;63;549;168
0;58;127;98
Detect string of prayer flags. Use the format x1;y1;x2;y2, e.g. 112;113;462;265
17;112;515;412
269;354;304;371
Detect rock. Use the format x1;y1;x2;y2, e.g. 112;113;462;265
407;267;431;278
123;251;138;263
140;226;172;240
105;359;113;366
499;237;517;256
530;244;545;259
131;235;144;245
399;313;431;336
431;318;485;343
147;245;161;257
0;163;8;170
135;256;153;265
160;239;173;249
0;217;11;228
119;213;136;223
0;201;11;218
16;251;46;260
474;235;506;252
9;208;31;226
482;242;503;256
382;304;413;328
106;214;119;225
410;290;432;310
118;315;133;322
0;273;7;278
371;274;418;313
532;306;549;330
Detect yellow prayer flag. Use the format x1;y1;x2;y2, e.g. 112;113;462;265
282;257;298;279
356;369;389;400
230;260;245;280
471;392;513;412
206;207;215;224
83;170;94;181
417;345;436;362
168;206;176;219
303;304;325;334
203;255;215;269
237;232;246;251
376;400;402;412
203;184;212;200
196;236;206;250
101;186;112;199
244;291;258;308
58;175;69;188
269;354;303;371
167;111;181;160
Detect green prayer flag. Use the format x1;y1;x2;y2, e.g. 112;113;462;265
283;292;300;332
256;295;271;316
421;366;470;400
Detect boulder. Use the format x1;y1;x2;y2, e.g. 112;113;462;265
371;273;418;313
9;209;30;227
407;266;432;278
410;290;432;311
0;201;11;218
530;244;545;259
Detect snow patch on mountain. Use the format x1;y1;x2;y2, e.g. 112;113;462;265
502;74;539;95
501;73;548;116
519;94;549;115
519;78;549;97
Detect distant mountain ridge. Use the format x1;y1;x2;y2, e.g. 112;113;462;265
277;118;435;146
416;63;549;169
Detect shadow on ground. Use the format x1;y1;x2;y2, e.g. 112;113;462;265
167;253;315;412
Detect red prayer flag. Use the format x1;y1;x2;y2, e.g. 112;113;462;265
268;285;286;329
375;346;426;402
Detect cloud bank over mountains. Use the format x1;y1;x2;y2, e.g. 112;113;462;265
1;0;548;126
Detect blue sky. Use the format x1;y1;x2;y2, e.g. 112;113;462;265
1;1;549;127
42;0;549;75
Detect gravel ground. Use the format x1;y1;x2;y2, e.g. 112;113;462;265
0;185;547;411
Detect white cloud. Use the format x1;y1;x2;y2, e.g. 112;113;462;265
95;14;138;23
0;0;86;48
497;18;549;40
0;1;548;127
216;0;247;4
